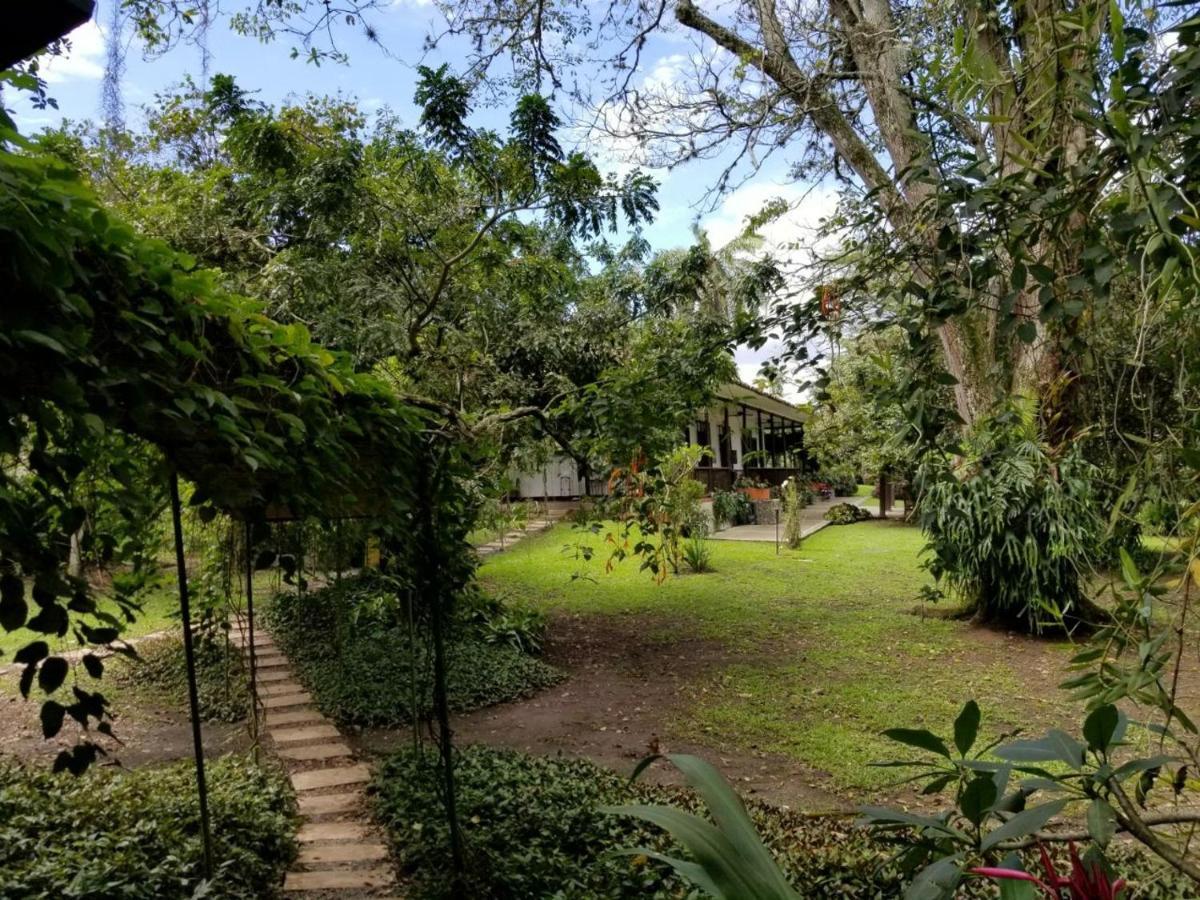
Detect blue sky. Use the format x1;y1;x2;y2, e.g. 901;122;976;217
14;0;836;388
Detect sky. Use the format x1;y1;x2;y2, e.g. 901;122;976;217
12;0;837;391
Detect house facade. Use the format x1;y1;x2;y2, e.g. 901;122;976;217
511;381;811;499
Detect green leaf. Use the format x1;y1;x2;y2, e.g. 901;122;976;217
960;775;998;828
1017;321;1037;344
1086;797;1116;848
980;799;1067;850
882;728;951;759
904;855;963;900
954;700;980;756
15;329;68;354
1083;704;1120;754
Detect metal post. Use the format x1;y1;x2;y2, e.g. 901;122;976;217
244;519;259;754
168;472;215;880
774;500;780;556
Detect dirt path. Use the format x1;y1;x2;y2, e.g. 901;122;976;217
0;687;250;767
352;611;852;812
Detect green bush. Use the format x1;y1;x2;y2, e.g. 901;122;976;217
458;586;548;655
918;412;1102;631
266;575;562;727
682;535;713;573
711;490;753;528
114;632;250;722
824;503;873;525
0;754;295;898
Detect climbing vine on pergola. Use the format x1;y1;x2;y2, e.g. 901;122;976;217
0;121;475;877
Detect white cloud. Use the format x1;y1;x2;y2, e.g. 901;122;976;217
41;19;106;84
701;180;838;265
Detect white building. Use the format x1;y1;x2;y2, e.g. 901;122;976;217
512;381;811;499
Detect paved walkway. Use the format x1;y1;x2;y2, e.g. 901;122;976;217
710;494;872;543
475;505;573;558
231;627;398;897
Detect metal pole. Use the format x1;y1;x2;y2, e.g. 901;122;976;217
244;519;259;755
169;472;215;880
775;500;780;556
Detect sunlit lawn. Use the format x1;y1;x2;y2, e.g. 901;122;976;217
480;519;1085;795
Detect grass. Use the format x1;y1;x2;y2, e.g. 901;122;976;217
479;519;1088;795
0;586;181;661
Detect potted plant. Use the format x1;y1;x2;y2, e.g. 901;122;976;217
734;474;771;502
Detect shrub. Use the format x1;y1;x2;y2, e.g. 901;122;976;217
682;535;713;573
114;632;250;722
458;586;548;655
824;503;873;525
266;575;562;726
711;489;753;528
917;413;1103;631
0;754;295;898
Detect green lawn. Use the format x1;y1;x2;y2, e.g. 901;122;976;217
0;587;181;661
480;520;1084;795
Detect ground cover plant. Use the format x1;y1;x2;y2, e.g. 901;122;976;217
0;753;295;898
480;520;1099;793
372;745;1192;899
111;632;250;723
266;574;562;726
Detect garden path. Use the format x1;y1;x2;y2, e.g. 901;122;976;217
474;504;573;557
231;625;400;898
710;494;872;543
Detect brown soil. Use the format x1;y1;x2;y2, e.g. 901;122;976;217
351;611;852;812
0;689;250;769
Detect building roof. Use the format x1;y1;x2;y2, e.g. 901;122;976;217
714;380;810;424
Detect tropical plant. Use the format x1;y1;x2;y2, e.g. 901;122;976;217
712;489;753;529
825;503;872;526
861;699;1200;896
917;410;1103;632
971;843;1128;900
683;535;714;574
605;754;801;900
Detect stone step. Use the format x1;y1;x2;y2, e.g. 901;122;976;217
283;868;392;892
256;668;293;683
292;765;371;792
266;708;325;728
262;691;313;710
297;791;364;817
296;842;389;866
278;742;354;762
255;656;288;669
297;821;370;843
272;724;341;744
260;681;305;697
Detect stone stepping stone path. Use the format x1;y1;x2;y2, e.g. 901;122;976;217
232;627;397;897
474;506;572;558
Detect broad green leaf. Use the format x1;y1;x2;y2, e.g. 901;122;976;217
882;728;951;759
954;700;980;756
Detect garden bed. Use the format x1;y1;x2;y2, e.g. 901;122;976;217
370;745;1194;899
0;753;295;897
266;574;563;727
